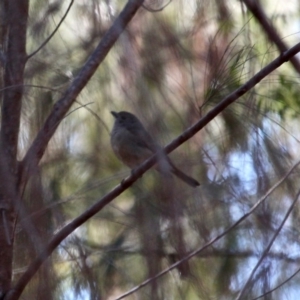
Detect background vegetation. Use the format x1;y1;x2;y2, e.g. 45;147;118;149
1;0;300;299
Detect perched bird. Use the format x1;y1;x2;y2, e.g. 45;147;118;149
110;111;199;188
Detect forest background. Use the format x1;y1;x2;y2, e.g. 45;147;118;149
1;0;300;299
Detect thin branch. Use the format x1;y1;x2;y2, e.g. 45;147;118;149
242;0;300;74
64;101;94;119
27;0;74;60
9;42;300;300
235;188;300;300
252;266;300;300
142;0;172;12
74;100;110;132
115;160;300;300
0;83;62;93
12;248;300;277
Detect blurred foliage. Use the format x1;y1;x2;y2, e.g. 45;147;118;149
8;0;300;299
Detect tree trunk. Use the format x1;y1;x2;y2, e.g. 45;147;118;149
0;0;28;297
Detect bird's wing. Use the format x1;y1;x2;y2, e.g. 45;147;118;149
127;126;159;153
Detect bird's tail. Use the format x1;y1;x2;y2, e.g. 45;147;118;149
170;163;200;188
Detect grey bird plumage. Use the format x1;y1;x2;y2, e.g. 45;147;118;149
110;111;200;188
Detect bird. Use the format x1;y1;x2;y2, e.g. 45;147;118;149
110;111;199;188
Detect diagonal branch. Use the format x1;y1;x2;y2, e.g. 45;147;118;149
19;0;145;190
252;266;300;300
242;0;300;74
235;188;300;300
8;42;300;300
27;0;75;60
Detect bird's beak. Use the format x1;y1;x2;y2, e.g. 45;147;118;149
111;111;118;118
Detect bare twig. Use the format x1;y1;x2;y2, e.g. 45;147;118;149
252;266;300;300
242;0;300;74
27;0;74;60
74;100;110;132
64;101;94;119
235;188;300;300
142;0;172;12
